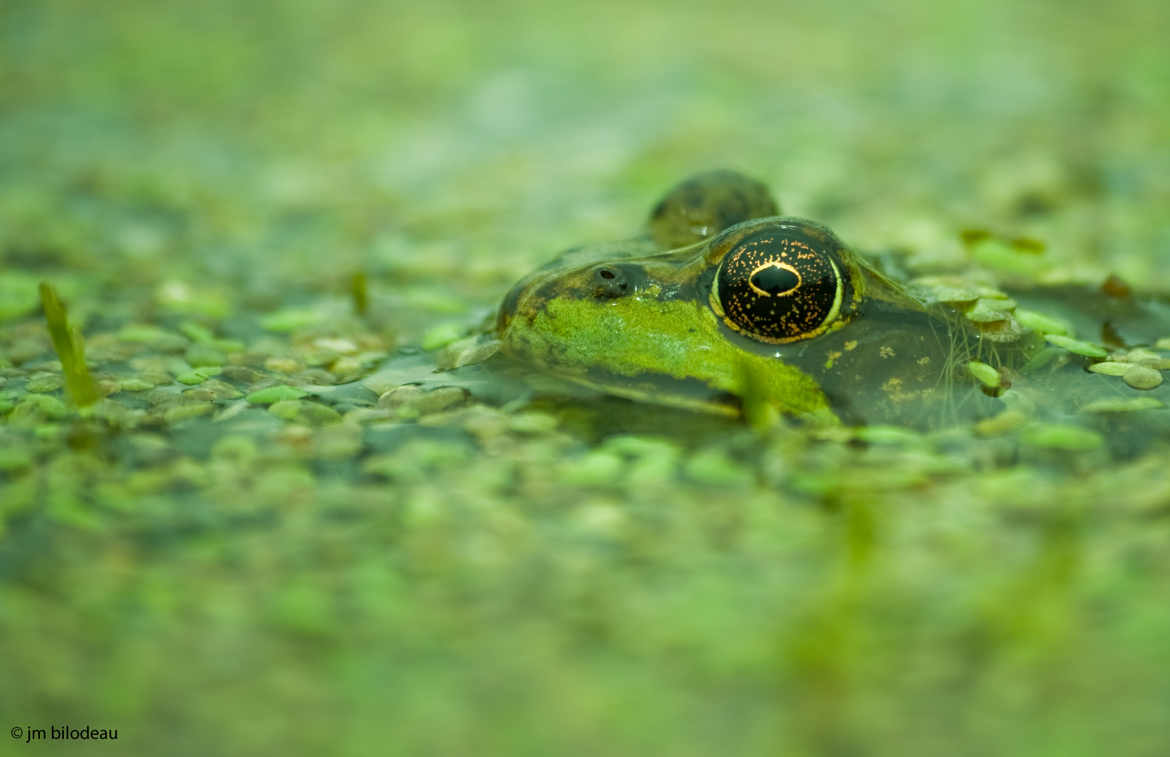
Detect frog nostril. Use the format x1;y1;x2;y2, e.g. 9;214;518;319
592;266;630;299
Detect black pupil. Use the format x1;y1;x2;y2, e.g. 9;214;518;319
750;264;799;296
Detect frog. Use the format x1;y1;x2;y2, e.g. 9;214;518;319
494;170;1170;430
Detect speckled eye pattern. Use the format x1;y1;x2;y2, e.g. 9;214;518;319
714;232;844;343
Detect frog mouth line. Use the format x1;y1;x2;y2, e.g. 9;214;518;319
557;369;743;417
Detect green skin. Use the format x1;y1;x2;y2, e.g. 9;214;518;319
495;171;1167;428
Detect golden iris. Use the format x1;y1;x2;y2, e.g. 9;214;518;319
712;224;845;343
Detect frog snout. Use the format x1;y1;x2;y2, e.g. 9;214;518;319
496;259;646;341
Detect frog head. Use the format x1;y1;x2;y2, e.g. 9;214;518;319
496;172;982;426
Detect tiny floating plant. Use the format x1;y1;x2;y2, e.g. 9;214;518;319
39;282;99;408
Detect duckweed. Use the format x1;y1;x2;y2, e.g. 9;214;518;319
24;372;64;393
178;322;216;344
11;393;70;421
507;411;560;434
1088;361;1132;376
1122;364;1163;390
1080;397;1165;413
4;4;1170;756
118;324;188;351
965;298;1017;323
968;237;1049;276
421;322;467;351
268;399;343;425
684;448;754;487
967;360;1003;388
974;409;1030;436
0;446;34;472
380;385;469;415
1019;423;1105;451
852;425;926;446
175;371;208;385
197;379;243;400
186;343;228;367
260;306;328;333
118;378;155;392
162;402;215;424
1121;348;1170;370
246;385;309;404
264;356;303;374
1044;334;1108;359
0;271;42;321
1015;308;1072;336
562;449;626;485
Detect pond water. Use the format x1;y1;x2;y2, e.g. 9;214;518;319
2;1;1169;754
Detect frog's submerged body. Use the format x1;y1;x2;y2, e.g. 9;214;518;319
494;171;1170;431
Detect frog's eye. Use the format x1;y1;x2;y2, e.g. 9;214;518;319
712;226;846;343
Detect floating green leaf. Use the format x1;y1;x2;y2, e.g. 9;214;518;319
246;385;309;404
1044;334;1107;359
967;360;1002;388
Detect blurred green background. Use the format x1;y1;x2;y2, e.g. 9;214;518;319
2;0;1169;754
